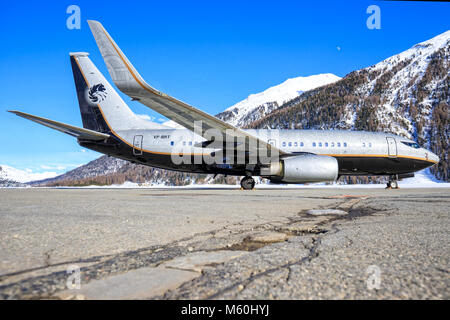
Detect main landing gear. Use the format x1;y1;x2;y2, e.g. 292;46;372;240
241;176;256;190
386;175;399;189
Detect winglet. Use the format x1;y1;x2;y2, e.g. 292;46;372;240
87;20;160;99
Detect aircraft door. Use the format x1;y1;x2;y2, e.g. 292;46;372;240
386;137;397;158
268;139;276;147
133;135;143;156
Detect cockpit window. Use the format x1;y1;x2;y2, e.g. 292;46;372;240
401;141;420;149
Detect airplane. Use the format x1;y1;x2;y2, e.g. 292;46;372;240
9;20;439;190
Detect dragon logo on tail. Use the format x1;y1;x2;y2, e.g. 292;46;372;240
88;84;107;103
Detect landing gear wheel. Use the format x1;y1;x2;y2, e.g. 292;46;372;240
241;176;255;190
386;177;399;189
390;180;399;189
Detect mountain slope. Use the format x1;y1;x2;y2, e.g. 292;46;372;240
34;155;239;187
216;73;341;127
251;30;449;181
31;156;128;186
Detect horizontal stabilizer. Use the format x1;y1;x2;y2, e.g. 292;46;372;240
8;111;110;141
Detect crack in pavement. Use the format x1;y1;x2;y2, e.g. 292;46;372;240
1;196;381;300
0;224;240;299
159;200;384;300
203;237;324;300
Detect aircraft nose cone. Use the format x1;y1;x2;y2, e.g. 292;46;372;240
427;151;439;164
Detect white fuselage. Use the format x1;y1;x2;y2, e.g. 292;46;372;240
115;128;438;165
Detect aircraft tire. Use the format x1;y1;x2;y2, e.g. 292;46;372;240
241;176;255;190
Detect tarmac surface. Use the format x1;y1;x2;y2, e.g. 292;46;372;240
0;187;448;299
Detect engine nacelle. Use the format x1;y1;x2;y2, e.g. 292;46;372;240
263;154;338;184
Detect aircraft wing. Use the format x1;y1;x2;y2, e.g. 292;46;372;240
8;111;110;141
88;20;284;160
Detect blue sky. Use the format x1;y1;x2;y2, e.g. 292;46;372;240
1;0;449;174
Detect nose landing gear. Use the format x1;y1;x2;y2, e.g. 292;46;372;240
386;175;399;189
240;176;256;190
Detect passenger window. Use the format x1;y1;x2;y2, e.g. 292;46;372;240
337;142;341;147
362;143;366;147
282;142;286;147
170;141;174;146
369;142;372;148
183;141;186;146
343;142;347;147
288;142;292;147
300;142;304;147
331;142;335;147
294;142;298;147
312;142;316;147
325;142;328;147
318;142;322;147
189;141;192;146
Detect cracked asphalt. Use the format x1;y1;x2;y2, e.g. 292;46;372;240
0;187;448;299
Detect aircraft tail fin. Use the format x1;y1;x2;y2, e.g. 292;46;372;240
70;52;167;133
70;52;110;132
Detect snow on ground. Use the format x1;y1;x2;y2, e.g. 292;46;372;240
22;169;448;189
397;169;449;188
258;169;450;189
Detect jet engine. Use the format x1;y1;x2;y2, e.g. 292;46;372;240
261;154;338;184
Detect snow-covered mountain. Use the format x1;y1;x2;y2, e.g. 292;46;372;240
216;73;341;127
253;30;449;181
356;29;450;138
159;74;341;129
32;155;240;187
30;156;127;186
0;165;58;185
